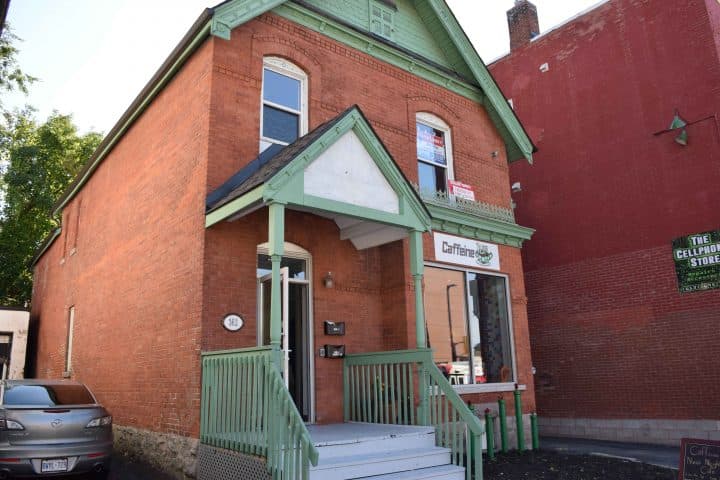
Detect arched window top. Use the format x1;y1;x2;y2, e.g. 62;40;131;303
264;56;307;79
260;57;309;152
257;241;311;258
416;112;450;131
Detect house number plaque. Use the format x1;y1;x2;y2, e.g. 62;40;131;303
222;314;244;332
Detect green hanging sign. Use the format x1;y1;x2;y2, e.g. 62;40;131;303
672;230;720;293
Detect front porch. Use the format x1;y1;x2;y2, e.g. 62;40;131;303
200;106;486;479
199;347;483;480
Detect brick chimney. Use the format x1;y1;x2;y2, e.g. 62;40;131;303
507;0;540;51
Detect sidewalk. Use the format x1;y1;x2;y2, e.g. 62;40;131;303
540;436;679;470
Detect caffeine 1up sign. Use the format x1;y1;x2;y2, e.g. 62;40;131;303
672;230;720;293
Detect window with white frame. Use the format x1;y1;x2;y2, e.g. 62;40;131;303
65;306;75;374
260;57;308;152
424;265;515;388
416;112;453;194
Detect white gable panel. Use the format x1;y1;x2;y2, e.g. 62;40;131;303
303;131;400;214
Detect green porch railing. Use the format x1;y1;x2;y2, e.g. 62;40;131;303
201;346;319;480
343;349;484;480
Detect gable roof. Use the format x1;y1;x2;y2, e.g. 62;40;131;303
205;105;431;234
52;0;534;217
207;107;356;213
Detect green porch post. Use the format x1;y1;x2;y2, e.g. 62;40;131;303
409;230;426;349
268;202;285;369
409;229;429;425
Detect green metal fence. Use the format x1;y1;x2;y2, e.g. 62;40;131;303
343;348;484;480
200;346;318;480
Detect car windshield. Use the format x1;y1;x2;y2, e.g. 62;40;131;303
2;384;95;406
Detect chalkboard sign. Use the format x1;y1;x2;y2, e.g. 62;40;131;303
679;438;720;480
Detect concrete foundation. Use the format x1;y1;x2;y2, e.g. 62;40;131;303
539;417;720;447
113;425;198;479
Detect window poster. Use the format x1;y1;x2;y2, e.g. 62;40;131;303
672;230;720;293
417;123;446;166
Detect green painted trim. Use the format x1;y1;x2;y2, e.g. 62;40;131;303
29;227;62;267
274;0;533;163
301;195;424;230
201;345;273;357
268;202;285;352
409;230;426;349
424;0;534;163
211;0;286;39
344;348;433;363
53;20;212;217
272;2;485;103
428;203;535;248
205;185;265;228
265;107;432;232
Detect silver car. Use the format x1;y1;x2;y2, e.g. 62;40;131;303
0;380;112;478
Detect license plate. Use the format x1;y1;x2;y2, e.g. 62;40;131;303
41;458;68;473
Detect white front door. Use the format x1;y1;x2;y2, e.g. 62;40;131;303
258;260;313;422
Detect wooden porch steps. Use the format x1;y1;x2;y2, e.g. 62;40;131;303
307;423;465;480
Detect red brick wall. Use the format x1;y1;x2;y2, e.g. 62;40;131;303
32;7;533;437
31;40;214;438
490;0;720;420
527;245;720;419
205;13;514;207
201;12;534;421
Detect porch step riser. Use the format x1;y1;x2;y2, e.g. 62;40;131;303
314;432;436;459
360;465;466;480
309;449;451;480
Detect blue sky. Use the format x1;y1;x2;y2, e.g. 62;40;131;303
6;0;602;134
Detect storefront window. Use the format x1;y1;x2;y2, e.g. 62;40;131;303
424;266;514;386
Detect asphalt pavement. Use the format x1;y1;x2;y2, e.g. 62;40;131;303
52;453;176;480
540;436;680;470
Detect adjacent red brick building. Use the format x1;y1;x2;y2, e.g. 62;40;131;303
491;0;720;445
30;1;537;477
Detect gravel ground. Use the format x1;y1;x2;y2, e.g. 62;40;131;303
484;450;677;480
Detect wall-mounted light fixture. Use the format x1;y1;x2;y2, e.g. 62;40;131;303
511;182;522;193
668;112;688;146
323;272;334;289
652;110;720;147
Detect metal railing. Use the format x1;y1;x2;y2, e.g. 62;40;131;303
343;349;484;480
201;346;319;480
415;185;516;224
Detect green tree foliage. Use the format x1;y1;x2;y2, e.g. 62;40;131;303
0;27;37;110
0;111;102;306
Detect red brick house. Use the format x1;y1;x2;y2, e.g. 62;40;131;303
491;0;720;446
30;1;536;478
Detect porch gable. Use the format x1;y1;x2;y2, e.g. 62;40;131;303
205;105;431;239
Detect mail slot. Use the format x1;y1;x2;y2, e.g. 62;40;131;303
324;321;346;336
324;345;345;358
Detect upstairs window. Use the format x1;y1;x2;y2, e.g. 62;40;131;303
416;113;454;194
370;1;395;40
260;57;308;152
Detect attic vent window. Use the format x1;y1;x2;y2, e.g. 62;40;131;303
370;1;395;40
